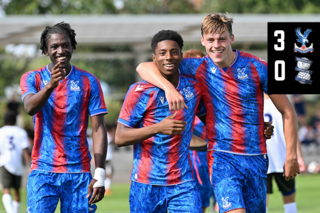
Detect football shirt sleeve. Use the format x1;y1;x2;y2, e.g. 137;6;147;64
88;75;108;116
20;71;38;101
118;84;148;128
179;57;204;79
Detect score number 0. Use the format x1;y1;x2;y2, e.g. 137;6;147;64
274;30;285;81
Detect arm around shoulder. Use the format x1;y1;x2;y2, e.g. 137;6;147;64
136;62;187;111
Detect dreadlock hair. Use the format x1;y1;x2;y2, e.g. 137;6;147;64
151;30;183;53
40;22;77;54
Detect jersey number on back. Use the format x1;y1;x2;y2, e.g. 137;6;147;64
8;136;15;150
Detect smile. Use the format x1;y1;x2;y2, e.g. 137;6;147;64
212;50;224;54
164;64;175;67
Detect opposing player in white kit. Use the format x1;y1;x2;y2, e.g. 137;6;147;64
0;111;31;213
264;94;305;213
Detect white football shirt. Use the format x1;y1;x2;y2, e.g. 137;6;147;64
0;125;29;176
264;98;287;174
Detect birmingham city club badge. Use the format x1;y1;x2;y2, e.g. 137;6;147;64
294;28;313;53
295;57;313;84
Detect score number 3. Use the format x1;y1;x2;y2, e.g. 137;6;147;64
274;30;285;81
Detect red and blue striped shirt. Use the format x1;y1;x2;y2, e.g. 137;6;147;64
180;50;268;155
118;75;205;185
20;65;108;173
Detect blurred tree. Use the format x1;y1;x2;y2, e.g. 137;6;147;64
200;0;320;13
0;56;32;97
72;58;135;92
121;0;197;13
4;0;117;14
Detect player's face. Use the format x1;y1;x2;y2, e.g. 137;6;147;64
201;30;234;68
153;40;182;76
45;33;73;70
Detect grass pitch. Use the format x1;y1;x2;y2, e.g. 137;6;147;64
0;174;319;213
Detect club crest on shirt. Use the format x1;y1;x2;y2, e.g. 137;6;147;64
294;28;313;54
70;80;80;91
237;68;248;80
222;197;231;209
295;57;313;85
160;96;165;104
183;87;194;100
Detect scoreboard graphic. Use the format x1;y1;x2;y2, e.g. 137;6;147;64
268;22;320;94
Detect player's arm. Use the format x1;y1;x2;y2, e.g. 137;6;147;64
297;138;305;172
23;62;66;115
87;114;107;204
136;62;187;111
269;94;300;180
115;112;186;147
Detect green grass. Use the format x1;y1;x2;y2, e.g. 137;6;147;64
1;174;320;213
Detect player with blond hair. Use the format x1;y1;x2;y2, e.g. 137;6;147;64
136;13;299;213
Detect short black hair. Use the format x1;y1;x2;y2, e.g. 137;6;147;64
4;111;16;125
151;30;183;53
40;22;77;54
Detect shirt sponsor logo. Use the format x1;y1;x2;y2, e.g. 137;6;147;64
70;80;80;91
237;68;248;80
135;85;144;91
211;67;217;74
222;197;231;209
160;96;165;104
294;28;313;54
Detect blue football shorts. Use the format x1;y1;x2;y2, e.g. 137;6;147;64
189;149;212;208
129;180;202;213
207;151;268;213
27;170;97;213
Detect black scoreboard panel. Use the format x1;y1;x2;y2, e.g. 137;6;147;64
267;22;320;94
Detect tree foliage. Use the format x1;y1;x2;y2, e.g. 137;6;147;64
200;0;320;14
5;0;117;14
121;0;197;14
4;0;320;14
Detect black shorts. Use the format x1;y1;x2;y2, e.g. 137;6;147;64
0;166;21;189
267;172;295;196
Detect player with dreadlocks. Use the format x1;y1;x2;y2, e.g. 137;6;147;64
20;22;108;212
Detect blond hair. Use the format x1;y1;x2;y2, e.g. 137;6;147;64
183;49;205;58
201;13;233;36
